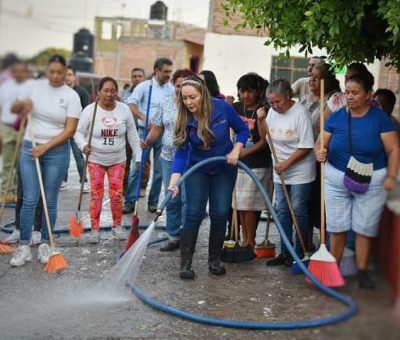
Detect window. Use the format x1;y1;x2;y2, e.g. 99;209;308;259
101;21;112;40
270;56;308;83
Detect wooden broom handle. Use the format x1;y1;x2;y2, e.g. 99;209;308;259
232;187;239;242
319;79;326;244
77;99;99;213
265;121;307;254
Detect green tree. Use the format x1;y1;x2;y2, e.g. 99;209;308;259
223;0;400;68
29;48;71;66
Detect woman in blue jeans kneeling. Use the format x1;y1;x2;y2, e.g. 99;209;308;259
257;79;316;267
169;75;249;279
10;55;81;267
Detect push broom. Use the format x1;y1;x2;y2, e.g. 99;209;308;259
69;99;99;238
31;129;68;273
307;79;345;287
0;115;27;254
264;121;310;272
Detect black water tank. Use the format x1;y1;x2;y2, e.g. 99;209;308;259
73;28;94;59
150;1;168;20
69;53;93;73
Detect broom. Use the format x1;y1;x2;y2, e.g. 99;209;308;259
0;116;27;253
255;182;276;258
31;130;68;273
264;121;310;272
307;79;345;287
220;188;256;263
69;99;99;238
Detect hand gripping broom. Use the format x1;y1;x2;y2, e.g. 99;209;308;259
306;79;345;287
30;125;68;273
264;121;310;272
69;99;99;238
0;116;27;253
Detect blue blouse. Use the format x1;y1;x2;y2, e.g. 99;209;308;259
172;99;249;174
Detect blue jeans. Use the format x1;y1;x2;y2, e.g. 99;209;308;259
274;182;313;257
161;158;185;239
19;141;70;244
125;127;162;205
64;138;86;183
183;166;237;233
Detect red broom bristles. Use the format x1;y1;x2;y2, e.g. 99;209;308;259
69;215;84;238
0;241;15;254
44;252;68;273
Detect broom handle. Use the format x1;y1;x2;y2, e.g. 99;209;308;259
265;121;307;254
76;99;99;215
0;115;26;223
264;181;274;240
30;133;55;248
319;79;326;244
232;187;239;242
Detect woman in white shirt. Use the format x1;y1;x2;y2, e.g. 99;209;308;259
257;79;316;267
75;77;141;243
10;55;82;267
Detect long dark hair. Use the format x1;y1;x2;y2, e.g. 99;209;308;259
199;70;221;97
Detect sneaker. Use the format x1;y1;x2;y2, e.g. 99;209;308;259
60;181;68;191
112;226;128;240
358;270;375;289
83;182;90;194
266;253;290;266
5;229;20;244
10;245;32;267
148;203;158;213
122;203;135;214
37;243;50;264
160;240;180;252
30;231;41;246
88;229;100;244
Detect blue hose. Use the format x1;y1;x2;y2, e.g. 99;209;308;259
128;156;357;329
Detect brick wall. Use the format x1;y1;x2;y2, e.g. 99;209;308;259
209;0;267;37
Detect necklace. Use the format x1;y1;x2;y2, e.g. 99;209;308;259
242;103;257;119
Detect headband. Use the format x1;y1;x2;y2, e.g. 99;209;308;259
181;79;202;87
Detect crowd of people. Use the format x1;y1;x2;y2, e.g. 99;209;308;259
0;53;398;289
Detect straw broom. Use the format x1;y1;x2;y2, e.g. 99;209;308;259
69;99;98;238
307;79;344;287
31;128;68;273
0;116;27;254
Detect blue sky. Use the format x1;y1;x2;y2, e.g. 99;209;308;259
0;0;210;57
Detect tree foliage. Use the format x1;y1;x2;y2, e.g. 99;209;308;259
223;0;400;68
28;48;71;66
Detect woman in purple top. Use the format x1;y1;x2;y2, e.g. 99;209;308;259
169;75;249;280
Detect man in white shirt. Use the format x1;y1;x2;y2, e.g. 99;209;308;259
0;61;30;202
124;58;174;213
291;56;325;99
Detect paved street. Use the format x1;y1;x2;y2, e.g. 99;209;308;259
0;162;399;339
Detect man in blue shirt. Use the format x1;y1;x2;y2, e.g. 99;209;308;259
124;58;174;213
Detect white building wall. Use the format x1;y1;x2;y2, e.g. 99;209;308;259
203;32;380;98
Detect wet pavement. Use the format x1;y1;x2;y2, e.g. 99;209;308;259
0;163;399;339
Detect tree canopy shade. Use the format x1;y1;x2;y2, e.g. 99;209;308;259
223;0;400;68
29;48;71;66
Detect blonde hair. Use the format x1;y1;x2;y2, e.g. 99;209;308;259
174;76;214;149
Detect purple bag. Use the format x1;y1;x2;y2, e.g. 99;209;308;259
343;156;373;194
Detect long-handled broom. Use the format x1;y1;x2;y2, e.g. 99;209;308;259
0;115;27;254
255;181;276;258
264;121;310;272
307;79;345;287
69;99;99;238
31;130;68;273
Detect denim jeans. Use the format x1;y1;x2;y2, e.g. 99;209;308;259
125;127;162;205
274;182;313;257
64;138;86;183
161;158;185;239
183;166;237;233
19;141;70;244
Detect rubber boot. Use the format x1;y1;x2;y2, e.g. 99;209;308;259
179;228;198;280
208;230;226;275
